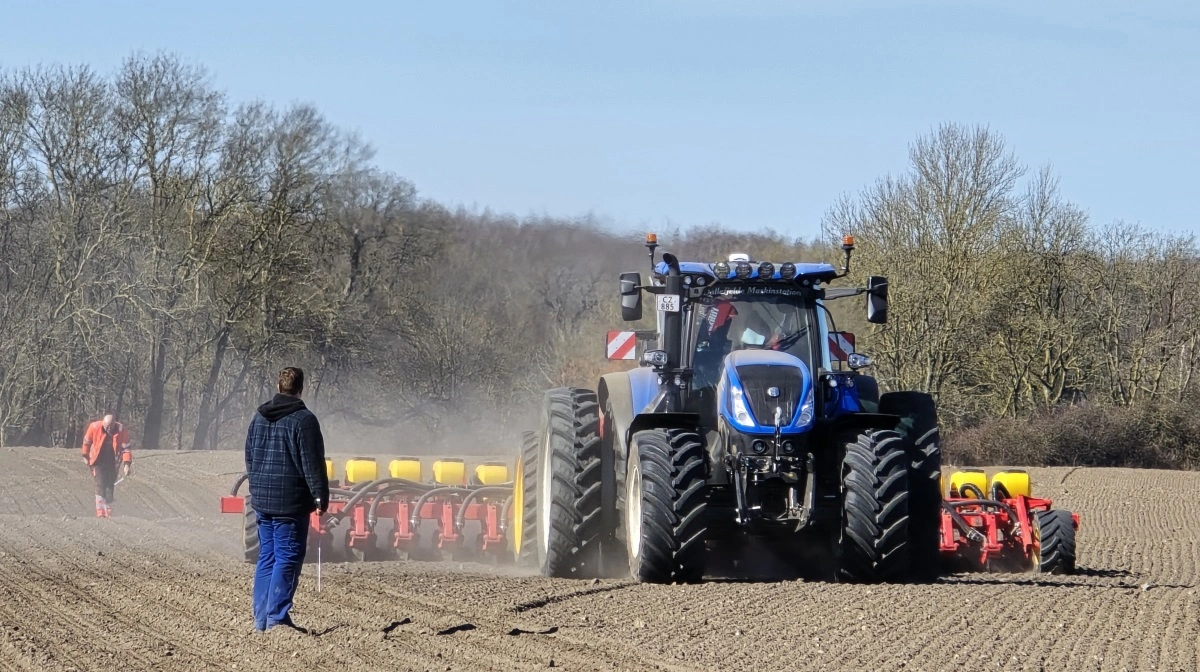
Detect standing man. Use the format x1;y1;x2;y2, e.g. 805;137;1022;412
244;366;329;633
81;414;132;518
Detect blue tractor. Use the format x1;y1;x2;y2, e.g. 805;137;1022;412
510;235;942;584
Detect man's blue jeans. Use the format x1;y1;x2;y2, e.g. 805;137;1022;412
253;512;309;630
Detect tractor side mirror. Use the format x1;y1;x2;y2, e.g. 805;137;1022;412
620;272;643;322
866;276;888;324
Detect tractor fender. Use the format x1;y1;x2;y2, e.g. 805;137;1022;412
599;368;660;457
626;412;703;445
600;368;675;530
599;372;635;458
599;372;636;534
628;367;661;416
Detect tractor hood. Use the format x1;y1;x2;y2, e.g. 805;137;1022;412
717;350;815;434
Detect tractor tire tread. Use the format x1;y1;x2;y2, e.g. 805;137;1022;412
839;429;911;583
881;392;943;581
540;387;604;578
1035;509;1077;575
243;500;260;564
630;428;707;584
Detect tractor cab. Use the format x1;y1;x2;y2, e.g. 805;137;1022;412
616;237;887;431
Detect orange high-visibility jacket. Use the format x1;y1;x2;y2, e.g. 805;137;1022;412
81;420;132;467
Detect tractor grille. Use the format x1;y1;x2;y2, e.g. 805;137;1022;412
736;365;803;427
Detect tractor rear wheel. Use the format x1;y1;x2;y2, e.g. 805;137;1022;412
512;430;539;566
881;391;943;581
536;387;604;578
243;501;260;564
837;429;911;583
1033;509;1077;574
624;429;708;584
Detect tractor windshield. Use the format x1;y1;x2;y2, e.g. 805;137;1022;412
688;290;818;394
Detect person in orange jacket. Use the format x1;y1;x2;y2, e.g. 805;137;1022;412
81;414;132;517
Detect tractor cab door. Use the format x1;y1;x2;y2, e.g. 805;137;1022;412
687;299;737;430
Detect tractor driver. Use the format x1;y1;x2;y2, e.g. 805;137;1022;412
735;311;785;351
81;413;132;518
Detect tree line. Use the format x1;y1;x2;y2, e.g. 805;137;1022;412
824;124;1199;428
1;53;1195;466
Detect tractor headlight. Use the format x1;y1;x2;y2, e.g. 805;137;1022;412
751;440;768;454
641;349;668;368
797;386;814;427
714;261;730;278
730;383;755;427
780;262;796;280
735;261;752;279
757;262;775;279
781;440;796;454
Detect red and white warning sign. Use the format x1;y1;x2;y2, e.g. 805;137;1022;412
606;331;638;360
828;331;856;361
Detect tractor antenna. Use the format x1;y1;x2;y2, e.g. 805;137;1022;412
646;233;659;271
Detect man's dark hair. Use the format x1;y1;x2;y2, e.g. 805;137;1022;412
278;367;304;396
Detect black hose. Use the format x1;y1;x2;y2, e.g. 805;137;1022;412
499;494;517;534
991;481;1012;501
946;498;1021;523
454;486;516;532
941;501;985;542
959;482;986;499
409;487;475;528
365;481;440;528
332;477;435;521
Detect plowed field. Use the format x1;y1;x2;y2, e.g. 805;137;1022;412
0;447;1196;672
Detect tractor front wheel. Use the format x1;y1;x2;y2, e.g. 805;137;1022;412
1033;509;1077;574
624;429;708;584
535;387;603;578
837;429;911;583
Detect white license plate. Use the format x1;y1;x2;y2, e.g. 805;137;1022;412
656;294;680;312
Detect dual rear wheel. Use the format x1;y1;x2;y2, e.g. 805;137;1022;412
512;387;604;578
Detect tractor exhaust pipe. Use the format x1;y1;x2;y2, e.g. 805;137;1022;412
660;253;684;411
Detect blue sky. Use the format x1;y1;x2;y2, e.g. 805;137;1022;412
2;0;1197;240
